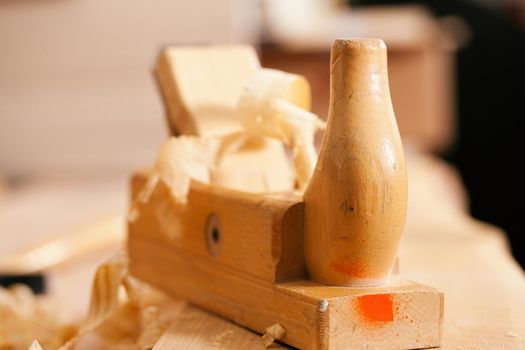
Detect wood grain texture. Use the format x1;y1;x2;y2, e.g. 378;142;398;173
153;305;285;350
128;233;320;350
129;230;442;350
304;39;407;286
130;170;306;283
399;151;525;349
129;170;442;349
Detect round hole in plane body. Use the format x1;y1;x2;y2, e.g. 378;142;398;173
205;213;222;257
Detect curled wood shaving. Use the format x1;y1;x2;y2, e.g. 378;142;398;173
1;253;168;350
138;136;218;205
210;132;295;193
261;323;286;348
83;251;128;330
238;68;325;189
60;303;141;350
138;306;166;350
55;253;171;350
129;136;219;224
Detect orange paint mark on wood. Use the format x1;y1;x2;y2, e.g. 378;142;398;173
355;294;394;324
331;260;368;278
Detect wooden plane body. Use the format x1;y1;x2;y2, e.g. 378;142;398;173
128;170;443;350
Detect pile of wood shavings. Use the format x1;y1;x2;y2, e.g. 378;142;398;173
0;254;174;350
0;284;77;350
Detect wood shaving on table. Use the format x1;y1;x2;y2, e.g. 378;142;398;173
137;306;166;350
83;251;128;330
0;284;77;350
27;340;43;350
261;324;286;348
57;253;175;350
0;252;179;350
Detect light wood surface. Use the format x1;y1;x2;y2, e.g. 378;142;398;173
155;46;259;137
153;305;277;350
401;226;525;349
304;39;407;287
401;152;525;349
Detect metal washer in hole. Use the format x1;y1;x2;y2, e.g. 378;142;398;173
205;213;222;257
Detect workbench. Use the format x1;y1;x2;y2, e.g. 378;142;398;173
1;151;524;349
148;150;525;349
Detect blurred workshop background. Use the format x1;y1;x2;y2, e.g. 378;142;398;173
1;0;524;315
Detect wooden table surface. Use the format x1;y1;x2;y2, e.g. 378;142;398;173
399;153;525;349
1;151;524;349
152;151;525;349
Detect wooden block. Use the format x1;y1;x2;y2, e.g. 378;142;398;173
130;170;306;283
155;46;260;137
129;229;442;350
129;171;443;349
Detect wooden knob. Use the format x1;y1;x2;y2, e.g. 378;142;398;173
304;39;407;286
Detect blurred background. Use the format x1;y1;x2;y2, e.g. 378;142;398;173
1;0;524;311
